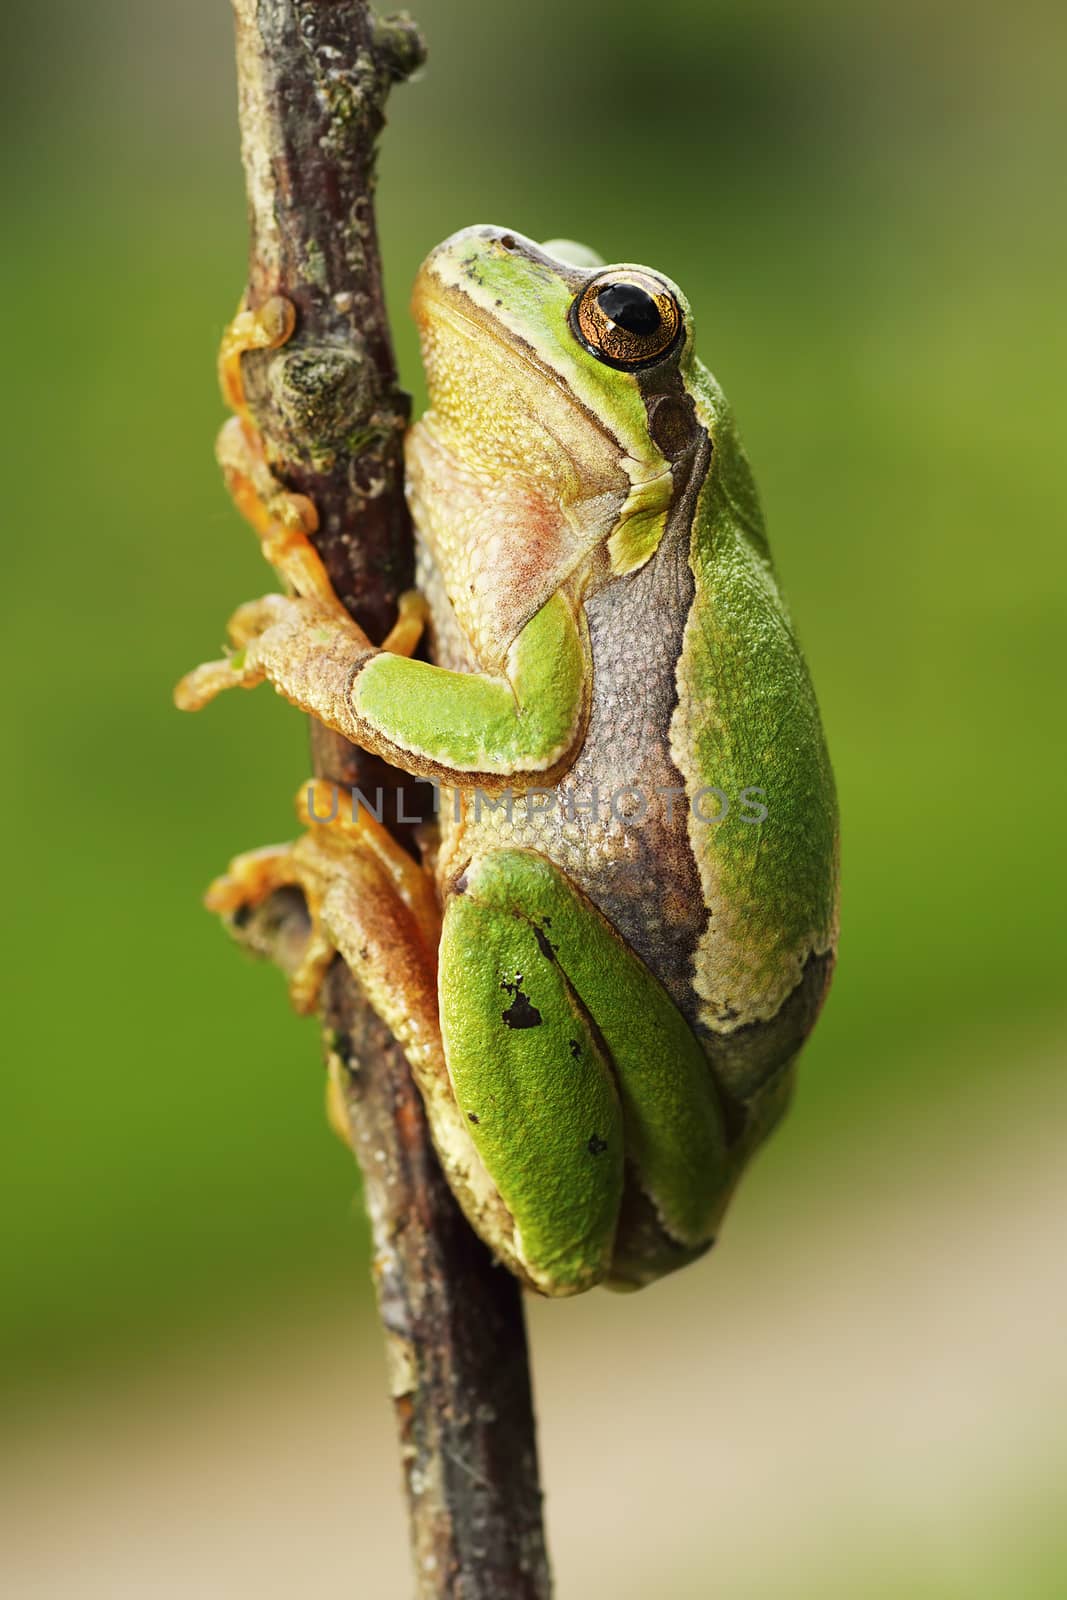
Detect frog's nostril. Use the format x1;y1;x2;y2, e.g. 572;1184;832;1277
499;233;516;250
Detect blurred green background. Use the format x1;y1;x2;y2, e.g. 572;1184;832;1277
3;1;1066;1594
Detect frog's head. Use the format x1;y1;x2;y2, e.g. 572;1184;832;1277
410;227;705;658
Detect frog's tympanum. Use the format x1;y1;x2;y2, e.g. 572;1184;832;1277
177;228;839;1296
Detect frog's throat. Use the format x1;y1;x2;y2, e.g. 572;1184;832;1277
415;289;675;583
417;290;625;454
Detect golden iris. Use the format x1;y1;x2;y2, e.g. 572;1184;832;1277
571;270;682;369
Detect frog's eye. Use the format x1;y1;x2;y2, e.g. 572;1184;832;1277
570;270;682;370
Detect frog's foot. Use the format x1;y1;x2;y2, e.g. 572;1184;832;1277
181;293;427;712
205;782;516;1264
214;298;434;637
213;294;337;604
173;584;427;714
205;837;335;1015
174;591;336;711
205;779;441;1016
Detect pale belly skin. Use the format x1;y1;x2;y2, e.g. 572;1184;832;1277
426;458;707;1026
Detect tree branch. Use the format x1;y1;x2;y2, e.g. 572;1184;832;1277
221;5;551;1593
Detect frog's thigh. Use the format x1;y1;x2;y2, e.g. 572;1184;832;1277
440;856;625;1297
445;849;730;1261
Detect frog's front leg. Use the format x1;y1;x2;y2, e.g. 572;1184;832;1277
439;848;733;1296
177;585;590;792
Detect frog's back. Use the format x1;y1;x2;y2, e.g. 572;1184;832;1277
670;364;838;1104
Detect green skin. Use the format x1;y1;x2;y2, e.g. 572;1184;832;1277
184;226;839;1296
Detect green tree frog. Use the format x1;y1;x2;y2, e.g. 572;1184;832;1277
177;227;839;1297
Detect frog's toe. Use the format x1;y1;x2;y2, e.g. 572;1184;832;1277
218;295;295;414
204;842;300;917
225;592;295;647
174;593;306;709
378;589;430;658
204;840;334;1014
173;650;264;711
215;410;337;606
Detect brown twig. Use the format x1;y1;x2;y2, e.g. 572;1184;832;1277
222;4;551;1593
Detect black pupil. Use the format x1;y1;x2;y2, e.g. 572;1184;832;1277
595;282;661;337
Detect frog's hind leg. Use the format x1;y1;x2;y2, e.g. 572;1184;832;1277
206;781;517;1271
440;872;623;1296
440;849;733;1295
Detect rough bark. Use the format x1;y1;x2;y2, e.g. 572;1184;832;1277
221;5;551;1594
